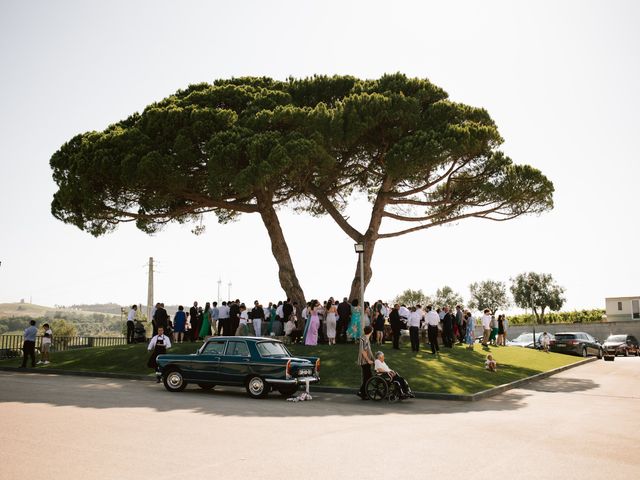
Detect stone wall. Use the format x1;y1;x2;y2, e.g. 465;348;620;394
503;321;640;342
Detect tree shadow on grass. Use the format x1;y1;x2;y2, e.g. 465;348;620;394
0;371;532;418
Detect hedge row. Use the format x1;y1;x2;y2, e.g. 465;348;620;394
507;309;605;325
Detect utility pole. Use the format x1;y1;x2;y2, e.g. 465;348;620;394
228;282;232;301
217;278;222;304
147;257;154;323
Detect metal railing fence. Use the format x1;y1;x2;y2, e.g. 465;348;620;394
0;335;127;359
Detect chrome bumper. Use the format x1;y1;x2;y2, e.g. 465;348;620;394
266;376;320;385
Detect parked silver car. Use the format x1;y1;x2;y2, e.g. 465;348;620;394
508;332;554;349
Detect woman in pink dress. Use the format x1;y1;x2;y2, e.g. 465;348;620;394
304;300;320;346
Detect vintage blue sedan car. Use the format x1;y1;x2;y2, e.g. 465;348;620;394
156;336;320;399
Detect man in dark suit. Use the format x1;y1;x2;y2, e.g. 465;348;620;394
337;297;351;343
229;300;240;336
389;304;402;349
153;303;169;332
189;302;199;342
282;299;293;324
442;306;455;348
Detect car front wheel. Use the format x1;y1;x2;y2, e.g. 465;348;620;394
246;375;269;399
582;347;588;357
597;348;603;359
163;368;188;392
623;348;629;357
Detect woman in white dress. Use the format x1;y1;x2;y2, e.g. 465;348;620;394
325;300;338;345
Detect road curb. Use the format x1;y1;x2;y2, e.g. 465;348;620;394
1;357;597;400
468;356;597;401
0;366;155;382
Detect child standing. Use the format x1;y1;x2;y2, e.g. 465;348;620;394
37;323;52;365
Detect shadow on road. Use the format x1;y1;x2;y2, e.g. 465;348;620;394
0;371;533;417
521;376;598;393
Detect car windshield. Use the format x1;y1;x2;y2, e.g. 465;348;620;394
256;341;291;357
513;333;534;342
606;335;627;342
555;334;577;340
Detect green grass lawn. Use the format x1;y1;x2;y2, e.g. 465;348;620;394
0;341;582;394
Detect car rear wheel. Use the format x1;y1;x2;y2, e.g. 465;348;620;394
246;375;269;399
278;384;299;397
581;347;588;357
198;384;215;390
623;348;629;357
163;368;187;392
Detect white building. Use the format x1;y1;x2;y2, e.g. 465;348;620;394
605;296;640;322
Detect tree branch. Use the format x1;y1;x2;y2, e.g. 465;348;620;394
308;185;362;240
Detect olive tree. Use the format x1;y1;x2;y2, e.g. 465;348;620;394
468;280;510;314
510;272;565;324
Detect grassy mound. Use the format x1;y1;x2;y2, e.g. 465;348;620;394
0;341;582;394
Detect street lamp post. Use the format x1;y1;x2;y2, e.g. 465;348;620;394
354;243;365;337
528;278;536;348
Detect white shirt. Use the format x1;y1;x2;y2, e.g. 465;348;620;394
127;308;136;322
218;305;230;319
398;306;410;319
42;328;53;345
407;311;422;327
148;334;171;351
426;310;440;326
239;311;249;324
374;359;391;373
481;314;492;329
276;304;284;318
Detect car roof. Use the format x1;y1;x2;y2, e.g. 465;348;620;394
203;336;282;343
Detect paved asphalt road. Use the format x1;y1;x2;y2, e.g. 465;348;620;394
1;358;639;480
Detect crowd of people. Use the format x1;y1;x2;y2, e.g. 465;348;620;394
130;297;509;353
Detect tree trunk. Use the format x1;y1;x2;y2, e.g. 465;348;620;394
347;177;392;302
257;199;306;309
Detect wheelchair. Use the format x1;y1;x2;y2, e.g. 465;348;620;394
365;373;406;403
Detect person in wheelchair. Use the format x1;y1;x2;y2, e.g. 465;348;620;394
374;351;415;398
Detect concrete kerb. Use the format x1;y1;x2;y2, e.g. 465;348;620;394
0;367;155;382
0;357;597;400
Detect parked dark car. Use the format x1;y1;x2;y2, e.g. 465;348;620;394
550;332;603;358
155;336;320;399
602;334;640;357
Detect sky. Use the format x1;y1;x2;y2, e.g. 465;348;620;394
0;0;638;311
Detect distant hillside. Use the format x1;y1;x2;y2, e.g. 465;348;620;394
0;303;124;336
64;303;125;315
0;303;121;319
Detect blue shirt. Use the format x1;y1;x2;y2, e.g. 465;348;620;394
211;307;219;320
24;326;37;342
